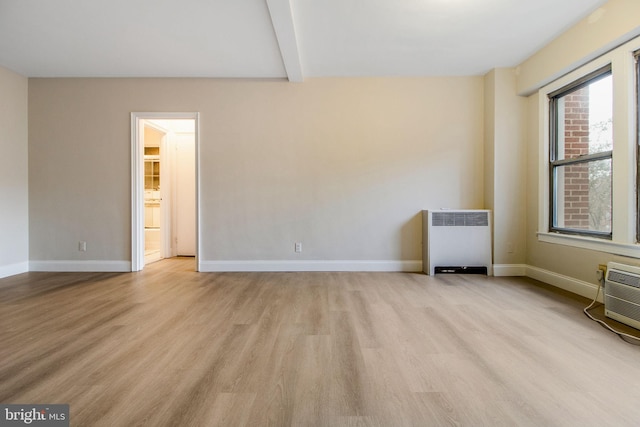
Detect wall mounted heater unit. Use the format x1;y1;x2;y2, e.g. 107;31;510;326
422;210;492;276
604;262;640;330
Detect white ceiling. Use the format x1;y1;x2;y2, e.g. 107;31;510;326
0;0;608;81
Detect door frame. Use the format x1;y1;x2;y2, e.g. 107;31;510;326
131;112;201;271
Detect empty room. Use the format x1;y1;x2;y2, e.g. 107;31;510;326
2;0;640;425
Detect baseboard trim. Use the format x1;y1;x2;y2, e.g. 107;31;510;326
493;264;528;277
199;260;423;273
29;260;132;272
0;261;29;279
18;259;601;303
525;265;602;302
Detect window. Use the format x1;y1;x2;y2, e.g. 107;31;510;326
538;36;640;257
549;67;613;238
539;36;640;257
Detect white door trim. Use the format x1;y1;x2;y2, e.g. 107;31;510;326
131;112;201;271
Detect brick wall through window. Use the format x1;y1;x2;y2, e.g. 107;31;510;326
562;87;590;229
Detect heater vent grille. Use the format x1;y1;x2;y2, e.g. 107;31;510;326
607;270;640;288
431;211;489;227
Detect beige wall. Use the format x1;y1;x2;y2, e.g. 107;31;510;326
144;125;164;147
519;0;640;290
0;65;29;278
483;71;496;217
484;69;527;270
28;77;484;268
21;0;640;281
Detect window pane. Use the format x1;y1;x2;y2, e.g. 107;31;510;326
553;158;611;233
555;74;612;160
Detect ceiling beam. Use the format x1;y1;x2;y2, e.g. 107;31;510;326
265;0;303;82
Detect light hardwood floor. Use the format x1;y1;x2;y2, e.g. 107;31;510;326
1;257;640;426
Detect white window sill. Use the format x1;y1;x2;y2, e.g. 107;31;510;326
537;232;640;258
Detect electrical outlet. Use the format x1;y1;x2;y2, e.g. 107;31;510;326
79;241;87;252
295;242;302;253
596;263;607;282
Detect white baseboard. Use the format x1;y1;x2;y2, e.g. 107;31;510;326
18;259;601;304
490;264;600;302
525;265;602;302
199;260;423;273
0;261;29;279
493;264;527;277
29;260;131;272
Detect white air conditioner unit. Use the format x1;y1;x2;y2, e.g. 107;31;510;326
422;210;492;276
604;262;640;330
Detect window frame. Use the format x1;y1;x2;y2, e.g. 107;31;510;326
636;50;640;243
537;36;640;258
548;66;613;239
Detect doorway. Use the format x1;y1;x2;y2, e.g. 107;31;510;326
131;112;200;272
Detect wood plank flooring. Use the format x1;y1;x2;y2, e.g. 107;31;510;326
1;257;640;426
